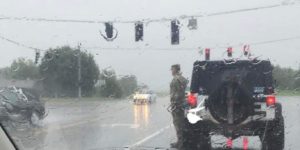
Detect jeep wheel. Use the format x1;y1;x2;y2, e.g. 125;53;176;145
260;115;284;150
182;131;211;150
183;120;211;150
196;133;211;150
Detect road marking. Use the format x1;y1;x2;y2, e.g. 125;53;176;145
35;116;140;134
101;123;140;128
110;123;140;128
129;124;173;147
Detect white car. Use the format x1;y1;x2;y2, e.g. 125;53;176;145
133;91;156;104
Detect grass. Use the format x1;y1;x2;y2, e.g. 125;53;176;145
276;90;300;96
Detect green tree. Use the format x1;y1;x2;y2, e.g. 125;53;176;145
294;70;300;90
118;75;137;97
273;65;298;90
39;46;99;97
0;67;12;79
99;68;122;98
0;58;39;80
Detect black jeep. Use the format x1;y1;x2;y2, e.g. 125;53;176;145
183;59;284;150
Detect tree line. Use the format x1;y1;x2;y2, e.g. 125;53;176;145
0;46;137;98
273;65;300;91
1;46;299;97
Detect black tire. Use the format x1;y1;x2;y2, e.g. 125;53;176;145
261;115;285;150
183;131;211;150
182;120;211;150
196;133;211;150
275;103;282;118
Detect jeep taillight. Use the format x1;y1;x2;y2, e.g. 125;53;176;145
187;93;197;107
227;47;233;57
266;95;276;106
205;48;210;61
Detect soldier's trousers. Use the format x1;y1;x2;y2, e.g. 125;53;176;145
171;107;186;149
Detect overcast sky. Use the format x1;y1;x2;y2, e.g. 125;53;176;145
0;0;300;90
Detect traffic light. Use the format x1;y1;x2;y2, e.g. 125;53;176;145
135;21;144;42
171;19;180;45
105;22;114;39
35;50;40;64
188;18;197;30
100;22;118;41
243;45;250;56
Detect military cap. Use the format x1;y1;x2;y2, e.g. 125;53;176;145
171;64;181;71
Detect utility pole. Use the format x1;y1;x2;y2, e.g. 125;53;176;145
77;43;82;99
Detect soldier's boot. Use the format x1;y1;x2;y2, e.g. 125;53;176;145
173;126;185;149
171;131;185;149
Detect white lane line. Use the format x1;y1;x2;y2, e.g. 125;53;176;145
129;124;173;147
36;116;140;134
103;123;140;128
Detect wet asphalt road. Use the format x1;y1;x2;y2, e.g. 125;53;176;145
5;96;300;150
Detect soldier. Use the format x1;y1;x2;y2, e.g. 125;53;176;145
170;64;188;149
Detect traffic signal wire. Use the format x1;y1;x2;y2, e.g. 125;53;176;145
0;3;297;24
1;33;300;52
0;34;45;51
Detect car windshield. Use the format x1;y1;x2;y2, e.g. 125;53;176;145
0;0;300;150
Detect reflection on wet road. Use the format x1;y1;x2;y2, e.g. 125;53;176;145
4;96;300;150
133;104;150;127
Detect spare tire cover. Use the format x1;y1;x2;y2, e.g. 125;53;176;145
207;81;253;124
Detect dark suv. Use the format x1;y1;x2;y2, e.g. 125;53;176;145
183;59;284;150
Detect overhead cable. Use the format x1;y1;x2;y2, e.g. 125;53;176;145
0;4;293;24
1;34;300;52
0;34;44;51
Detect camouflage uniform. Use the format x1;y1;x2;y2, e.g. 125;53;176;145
170;73;188;149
